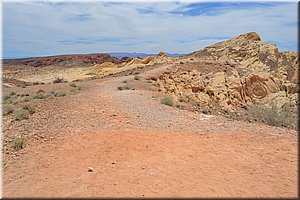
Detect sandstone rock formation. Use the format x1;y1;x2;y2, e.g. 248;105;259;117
92;52;174;73
157;32;299;112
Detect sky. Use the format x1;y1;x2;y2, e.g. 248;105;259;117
2;0;298;58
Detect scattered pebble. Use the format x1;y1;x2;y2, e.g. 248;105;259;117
88;167;94;172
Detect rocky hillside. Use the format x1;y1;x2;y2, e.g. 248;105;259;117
156;32;298;127
3;54;128;68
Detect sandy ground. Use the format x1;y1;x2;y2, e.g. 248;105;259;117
2;64;298;198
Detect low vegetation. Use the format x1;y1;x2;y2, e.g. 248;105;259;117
175;104;186;110
3;87;78;121
161;97;174;107
51;91;66;97
69;83;81;93
22;102;37;114
14;108;30;121
53;77;68;84
3;104;15;115
11;137;25;150
247;104;297;129
118;85;135;91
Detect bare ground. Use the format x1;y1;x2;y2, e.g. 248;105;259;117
2;64;298;198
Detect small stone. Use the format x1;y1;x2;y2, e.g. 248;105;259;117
113;114;117;116
112;161;117;165
88;167;94;172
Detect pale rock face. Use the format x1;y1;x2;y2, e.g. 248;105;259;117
158;32;299;111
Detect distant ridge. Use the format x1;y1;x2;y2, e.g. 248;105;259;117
109;52;183;58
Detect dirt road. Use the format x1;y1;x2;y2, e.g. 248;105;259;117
2;66;298;197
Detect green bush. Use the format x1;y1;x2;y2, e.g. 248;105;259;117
14;108;30;121
161;97;173;107
11;137;25;150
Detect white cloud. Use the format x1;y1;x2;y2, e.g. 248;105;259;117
2;1;298;58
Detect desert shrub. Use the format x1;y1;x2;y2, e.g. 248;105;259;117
122;80;127;83
175;104;186;110
9;91;17;96
32;82;40;85
34;93;46;99
178;97;188;103
4;93;18;104
247;104;297;129
36;89;45;94
70;87;78;93
118;85;134;91
3;95;11;102
22;102;36;114
53;91;66;97
19;96;33;103
11;137;25;150
3;104;15;115
17;83;26;88
134;75;140;80
20;93;30;97
53;77;67;84
14;108;30;121
133;71;140;75
70;83;77;88
161;97;173;107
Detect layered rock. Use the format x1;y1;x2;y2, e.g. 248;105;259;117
157;32;299;112
3;54;128;68
92;51;174;73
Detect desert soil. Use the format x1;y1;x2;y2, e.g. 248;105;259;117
2;64;298;198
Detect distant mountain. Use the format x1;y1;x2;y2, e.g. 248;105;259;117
3;53;128;68
109;52;183;58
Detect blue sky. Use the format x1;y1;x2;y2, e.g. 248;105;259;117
2;1;298;58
